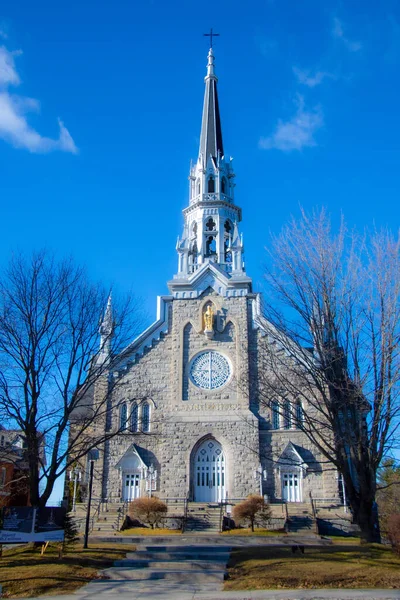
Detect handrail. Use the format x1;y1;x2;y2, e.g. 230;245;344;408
309;491;317;519
182;492;189;533
89;497;103;534
219;501;224;533
116;500;128;531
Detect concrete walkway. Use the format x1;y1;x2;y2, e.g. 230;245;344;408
22;538;400;600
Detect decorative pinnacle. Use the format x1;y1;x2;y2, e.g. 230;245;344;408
100;292;113;337
206;48;216;78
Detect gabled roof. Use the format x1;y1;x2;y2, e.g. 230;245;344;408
277;442;309;469
114;443;151;470
168;260;252;298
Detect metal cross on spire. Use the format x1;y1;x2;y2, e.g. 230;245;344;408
203;28;220;48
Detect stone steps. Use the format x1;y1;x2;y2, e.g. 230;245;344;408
113;559;226;569
80;542;231;596
287;515;316;533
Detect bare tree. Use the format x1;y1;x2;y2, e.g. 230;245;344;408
0;251;144;508
256;209;400;542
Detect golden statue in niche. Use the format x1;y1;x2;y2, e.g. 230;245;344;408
203;305;214;332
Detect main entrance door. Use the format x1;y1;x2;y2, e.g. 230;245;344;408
282;472;302;502
123;473;141;501
193;439;225;502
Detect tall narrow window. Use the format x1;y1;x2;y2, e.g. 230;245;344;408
119;403;127;430
130;402;138;432
283;400;292;430
272;400;280;430
142;402;150;432
207;177;215;193
221;177;227;194
295;400;303;427
196;179;200;195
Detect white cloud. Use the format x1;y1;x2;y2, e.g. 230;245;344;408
332;17;362;52
293;66;334;88
259;96;323;152
0;44;77;154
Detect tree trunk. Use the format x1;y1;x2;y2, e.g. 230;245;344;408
353;496;380;543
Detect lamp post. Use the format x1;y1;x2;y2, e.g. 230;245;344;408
83;460;94;549
68;466;82;512
254;464;266;497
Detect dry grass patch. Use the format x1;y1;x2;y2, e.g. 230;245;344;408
222;528;286;536
0;542;133;598
225;544;400;590
121;527;181;536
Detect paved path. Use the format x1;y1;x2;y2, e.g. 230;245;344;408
22;539;400;600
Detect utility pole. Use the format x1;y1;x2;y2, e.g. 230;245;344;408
83;460;94;549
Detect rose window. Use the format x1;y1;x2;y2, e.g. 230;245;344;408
189;351;231;390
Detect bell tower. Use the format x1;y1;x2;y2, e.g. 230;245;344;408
169;47;251;298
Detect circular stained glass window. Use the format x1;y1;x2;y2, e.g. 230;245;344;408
189;351;231;390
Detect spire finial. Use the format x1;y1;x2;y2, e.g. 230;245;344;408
203;28;220;49
206;47;215;77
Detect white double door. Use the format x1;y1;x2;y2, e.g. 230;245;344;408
282;471;302;502
123;472;142;501
194;439;225;502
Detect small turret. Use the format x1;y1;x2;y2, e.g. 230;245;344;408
98;292;114;364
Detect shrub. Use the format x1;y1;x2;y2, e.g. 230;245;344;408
129;497;168;529
63;513;80;544
387;514;400;555
232;494;271;532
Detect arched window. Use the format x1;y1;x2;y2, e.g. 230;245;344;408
207;177;215;193
295;400;303;427
224;240;232;262
130;402;138;432
119;403;127;430
272;400;280;430
205;236;216;256
221;177;227;194
196;179;201;195
142;402;150;432
283;400;292;430
224;220;232;234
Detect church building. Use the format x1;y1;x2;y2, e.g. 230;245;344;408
88;48;340;506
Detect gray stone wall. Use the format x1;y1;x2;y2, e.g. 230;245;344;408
88;290;338;505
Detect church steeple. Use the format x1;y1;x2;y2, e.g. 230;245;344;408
199;48;224;162
169;47;252;298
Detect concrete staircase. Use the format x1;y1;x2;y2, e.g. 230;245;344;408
81;542;231;597
185;502;222;533
69;501;127;536
286;502;316;534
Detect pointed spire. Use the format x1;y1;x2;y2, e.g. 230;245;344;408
199;48;224;162
100;292;113;338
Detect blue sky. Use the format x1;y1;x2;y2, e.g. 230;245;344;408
1;0;399;501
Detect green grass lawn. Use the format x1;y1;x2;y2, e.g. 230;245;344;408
222;528;287;536
225;543;400;590
0;543;132;598
121;527;182;535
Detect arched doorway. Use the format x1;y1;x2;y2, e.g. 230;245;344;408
193;439;225;502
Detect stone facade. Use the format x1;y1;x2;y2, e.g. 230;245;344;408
87;289;339;505
77;47;340;507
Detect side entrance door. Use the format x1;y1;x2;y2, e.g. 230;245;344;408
123;472;141;501
282;472;302;502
